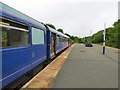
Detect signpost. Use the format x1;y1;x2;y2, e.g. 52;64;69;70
103;23;106;54
90;30;92;44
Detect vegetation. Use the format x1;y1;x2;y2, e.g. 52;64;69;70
84;19;120;49
46;23;56;30
57;28;64;33
46;19;120;49
45;23;81;43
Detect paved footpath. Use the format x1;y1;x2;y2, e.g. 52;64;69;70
50;44;118;88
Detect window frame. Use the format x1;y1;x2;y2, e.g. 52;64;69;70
1;24;30;49
31;27;45;45
56;35;60;44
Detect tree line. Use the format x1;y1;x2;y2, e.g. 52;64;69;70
45;19;120;49
83;19;120;49
45;23;82;43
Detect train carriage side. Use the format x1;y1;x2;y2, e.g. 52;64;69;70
46;26;69;59
45;26;56;59
55;32;69;54
0;3;47;88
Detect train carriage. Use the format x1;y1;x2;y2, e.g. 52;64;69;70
0;3;47;88
46;26;69;59
0;2;69;89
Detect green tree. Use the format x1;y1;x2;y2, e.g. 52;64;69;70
65;33;71;38
113;19;120;48
92;30;103;43
46;23;56;30
57;28;64;33
88;19;120;48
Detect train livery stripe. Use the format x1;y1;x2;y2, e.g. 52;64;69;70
0;56;46;82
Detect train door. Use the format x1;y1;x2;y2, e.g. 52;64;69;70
50;33;56;58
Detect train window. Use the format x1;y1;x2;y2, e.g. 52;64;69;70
64;37;66;42
1;18;28;29
59;37;62;42
56;35;60;44
32;27;44;45
61;37;64;42
59;36;62;42
62;37;64;42
1;25;29;48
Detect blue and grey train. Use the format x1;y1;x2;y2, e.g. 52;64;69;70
0;2;69;89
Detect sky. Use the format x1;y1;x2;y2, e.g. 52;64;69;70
1;0;119;38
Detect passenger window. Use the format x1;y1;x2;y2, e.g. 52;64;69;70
1;29;8;48
56;35;60;44
32;27;44;45
1;25;29;48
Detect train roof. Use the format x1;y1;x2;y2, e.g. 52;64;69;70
47;26;69;38
0;2;46;30
0;2;69;38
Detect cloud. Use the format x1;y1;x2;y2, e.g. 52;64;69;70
1;0;118;37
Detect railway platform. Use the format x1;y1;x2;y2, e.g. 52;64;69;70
21;44;118;89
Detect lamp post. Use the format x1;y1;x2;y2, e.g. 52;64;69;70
103;23;106;54
90;30;92;43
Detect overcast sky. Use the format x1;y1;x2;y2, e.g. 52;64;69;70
1;0;119;37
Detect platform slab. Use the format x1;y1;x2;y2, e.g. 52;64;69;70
50;44;118;88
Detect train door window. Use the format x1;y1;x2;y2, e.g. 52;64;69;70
63;37;65;42
62;37;64;42
32;27;44;45
61;37;63;42
56;35;60;44
60;37;62;42
1;24;29;48
50;33;56;56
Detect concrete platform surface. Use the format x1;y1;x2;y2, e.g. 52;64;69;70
50;44;118;88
